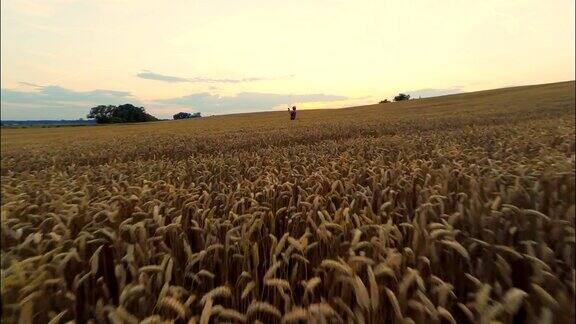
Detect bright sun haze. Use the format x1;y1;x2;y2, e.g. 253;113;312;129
1;0;574;120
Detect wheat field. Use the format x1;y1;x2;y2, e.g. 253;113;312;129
1;81;575;323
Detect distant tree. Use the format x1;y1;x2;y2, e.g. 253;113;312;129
115;104;157;122
379;99;390;104
87;105;116;123
173;112;201;120
87;104;158;124
394;93;410;101
174;112;192;120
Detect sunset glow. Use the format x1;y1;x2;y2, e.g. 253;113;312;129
1;0;574;119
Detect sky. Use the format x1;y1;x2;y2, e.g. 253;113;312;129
1;0;574;120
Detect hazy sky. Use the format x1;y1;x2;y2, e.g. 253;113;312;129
1;0;574;120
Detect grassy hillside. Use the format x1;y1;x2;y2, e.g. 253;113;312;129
1;81;575;323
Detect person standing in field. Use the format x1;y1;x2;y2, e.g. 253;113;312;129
288;106;297;120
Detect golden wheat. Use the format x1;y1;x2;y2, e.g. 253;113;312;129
1;81;575;323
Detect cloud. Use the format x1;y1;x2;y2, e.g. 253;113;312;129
136;70;294;84
136;71;190;83
0;84;347;120
19;81;44;88
403;87;463;98
2;85;135;104
155;92;348;115
1;85;139;120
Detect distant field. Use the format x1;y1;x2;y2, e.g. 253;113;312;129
0;120;97;128
1;81;575;323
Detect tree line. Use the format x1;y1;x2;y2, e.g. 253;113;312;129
87;104;158;124
379;93;411;104
87;104;201;124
